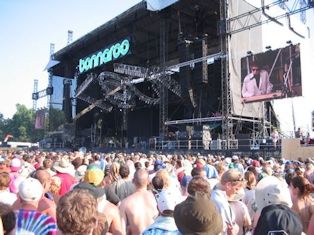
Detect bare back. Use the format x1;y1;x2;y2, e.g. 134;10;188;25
119;190;158;235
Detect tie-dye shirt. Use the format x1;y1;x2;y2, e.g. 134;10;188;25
16;209;57;235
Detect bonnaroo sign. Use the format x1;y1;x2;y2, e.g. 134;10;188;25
78;39;130;73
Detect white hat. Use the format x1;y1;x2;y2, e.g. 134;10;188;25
156;189;182;213
18;178;43;202
53;156;75;175
10;158;21;172
224;157;232;164
255;176;292;213
232;155;239;160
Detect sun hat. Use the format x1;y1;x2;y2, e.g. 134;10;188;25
255;176;292;213
18;178;43;202
174;192;223;235
53;156;75;175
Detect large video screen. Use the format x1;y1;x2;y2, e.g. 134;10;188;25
241;44;302;103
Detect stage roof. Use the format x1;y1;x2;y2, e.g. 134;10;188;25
51;0;220;77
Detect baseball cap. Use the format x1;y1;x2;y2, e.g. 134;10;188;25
155;189;182;214
84;164;104;186
18;178;43;202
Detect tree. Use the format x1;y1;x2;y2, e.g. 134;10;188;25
4;104;44;142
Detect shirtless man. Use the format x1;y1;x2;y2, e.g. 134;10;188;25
119;169;158;235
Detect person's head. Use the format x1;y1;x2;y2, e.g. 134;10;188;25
244;171;256;190
221;169;245;198
33;169;52;193
18;178;43;207
133;169;149;189
255;176;292;213
0;172;10;190
254;204;303;235
187;176;211;196
174;192;223;235
50;176;61;195
57;189;98;235
152;175;164;192
84;165;104;187
155;169;170;188
290;175;314;199
0;202;16;235
191;167;206;178
43;158;53;170
134;161;142;170
109;162;120;182
250;61;260;77
155;189;181;216
119;164;130;179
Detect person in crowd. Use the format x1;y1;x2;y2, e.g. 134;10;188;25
242;171;257;219
231;155;244;174
49;176;62;204
290;175;314;234
12;169;57;219
75;164;124;235
53;156;76;196
42;158;56;177
15;178;57;234
0;172;17;206
254;175;303;234
104;162;120;186
211;169;246;234
304;161;314;182
110;164;135;200
119;169;158;235
57;189;98;235
142;188;181;235
242;61;273;98
174;176;223;235
0;202;16;235
9;158;23;193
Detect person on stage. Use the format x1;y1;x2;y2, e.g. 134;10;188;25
242;61;273;98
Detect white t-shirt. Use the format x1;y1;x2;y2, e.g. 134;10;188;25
0;189;17;205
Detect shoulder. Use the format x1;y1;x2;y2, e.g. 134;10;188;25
243;73;253;81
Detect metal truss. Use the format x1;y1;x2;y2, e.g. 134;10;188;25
220;0;234;149
226;0;313;35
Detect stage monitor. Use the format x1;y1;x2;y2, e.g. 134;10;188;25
241;44;302;103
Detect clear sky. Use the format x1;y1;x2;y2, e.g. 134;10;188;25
0;0;141;118
0;0;313;135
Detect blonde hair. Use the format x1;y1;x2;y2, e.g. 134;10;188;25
155;169;171;188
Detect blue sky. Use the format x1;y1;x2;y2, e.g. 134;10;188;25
0;0;313;135
0;0;141;118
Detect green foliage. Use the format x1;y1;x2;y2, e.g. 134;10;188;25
0;104;45;142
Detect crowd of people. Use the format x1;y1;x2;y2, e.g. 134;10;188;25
0;149;314;235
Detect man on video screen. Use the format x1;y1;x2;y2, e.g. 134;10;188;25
242;61;273;98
